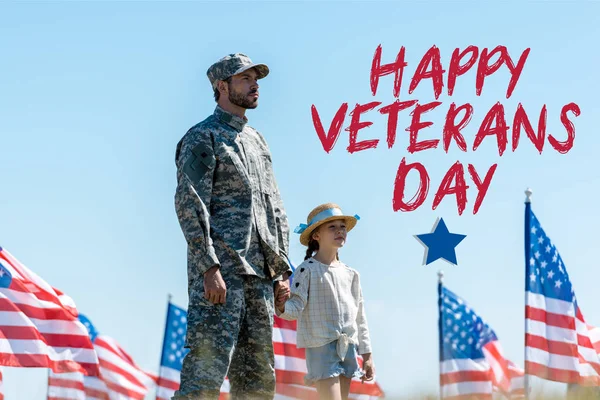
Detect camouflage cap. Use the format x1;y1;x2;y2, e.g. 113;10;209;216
207;53;269;89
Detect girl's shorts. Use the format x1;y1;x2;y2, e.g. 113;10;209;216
304;340;364;385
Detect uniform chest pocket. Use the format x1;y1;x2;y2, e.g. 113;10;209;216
246;151;275;195
257;153;276;195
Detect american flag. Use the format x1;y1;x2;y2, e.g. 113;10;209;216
156;301;384;400
155;301;185;400
439;283;525;399
47;314;158;400
525;203;600;385
0;246;99;375
0;368;3;400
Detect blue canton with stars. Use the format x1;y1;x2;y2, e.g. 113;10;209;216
440;286;498;361
526;208;575;303
0;258;13;289
78;313;99;342
161;303;189;371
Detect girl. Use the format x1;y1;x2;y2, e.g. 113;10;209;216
275;203;374;400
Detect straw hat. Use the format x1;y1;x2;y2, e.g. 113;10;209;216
294;203;360;246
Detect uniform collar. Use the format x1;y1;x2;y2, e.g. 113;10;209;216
214;105;247;132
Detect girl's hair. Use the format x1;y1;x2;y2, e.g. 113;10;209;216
304;239;319;260
304;227;340;261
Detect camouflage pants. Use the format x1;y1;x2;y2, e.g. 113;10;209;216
172;273;275;400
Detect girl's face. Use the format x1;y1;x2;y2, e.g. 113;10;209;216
312;219;347;249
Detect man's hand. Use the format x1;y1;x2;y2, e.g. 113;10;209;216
204;265;227;304
361;353;374;382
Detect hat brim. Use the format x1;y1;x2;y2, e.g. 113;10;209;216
233;63;269;80
299;215;358;246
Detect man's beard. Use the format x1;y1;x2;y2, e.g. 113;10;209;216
228;87;258;109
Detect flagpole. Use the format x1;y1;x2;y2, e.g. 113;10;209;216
524;188;533;400
438;269;444;400
156;293;172;400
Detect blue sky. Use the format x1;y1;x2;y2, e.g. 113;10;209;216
1;1;599;398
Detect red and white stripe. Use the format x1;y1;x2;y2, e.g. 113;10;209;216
440;341;525;400
440;357;494;400
507;362;525;398
0;247;99;376
82;376;110;400
94;335;157;399
47;335;158;400
155;365;179;400
525;291;600;385
157;316;384;399
47;370;109;400
485;341;525;398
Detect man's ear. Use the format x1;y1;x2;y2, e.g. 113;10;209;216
217;80;228;94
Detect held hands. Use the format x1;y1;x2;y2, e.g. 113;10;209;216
274;273;291;313
204;265;227;305
204;267;291;308
361;353;375;383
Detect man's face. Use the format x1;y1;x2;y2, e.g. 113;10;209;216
226;68;259;109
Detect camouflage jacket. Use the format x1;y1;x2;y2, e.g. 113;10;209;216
174;105;291;282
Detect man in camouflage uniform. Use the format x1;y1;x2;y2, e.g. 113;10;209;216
172;53;292;399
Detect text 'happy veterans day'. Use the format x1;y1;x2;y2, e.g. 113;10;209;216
310;45;580;215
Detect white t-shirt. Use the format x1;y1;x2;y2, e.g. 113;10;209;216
276;257;372;355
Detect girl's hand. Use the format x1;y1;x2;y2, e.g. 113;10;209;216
274;276;291;304
275;299;286;314
277;287;290;303
274;289;289;314
361;355;374;382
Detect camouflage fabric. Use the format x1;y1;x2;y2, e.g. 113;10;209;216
172;274;276;400
172;104;291;398
206;53;269;89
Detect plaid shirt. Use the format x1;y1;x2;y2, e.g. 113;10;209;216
277;257;372;355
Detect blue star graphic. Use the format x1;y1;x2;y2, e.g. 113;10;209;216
415;218;466;266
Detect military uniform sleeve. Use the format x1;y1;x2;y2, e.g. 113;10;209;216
277;265;310;320
256;132;291;279
353;271;372;355
174;129;220;276
272;162;290;269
